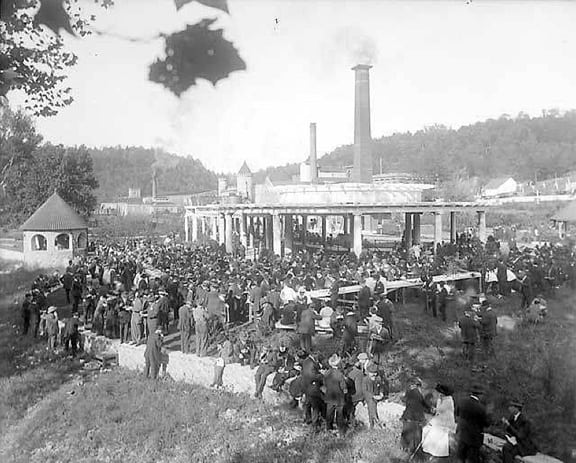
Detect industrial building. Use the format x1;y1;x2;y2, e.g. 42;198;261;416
184;64;489;257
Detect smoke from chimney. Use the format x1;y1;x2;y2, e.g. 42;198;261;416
352;64;373;183
309;122;318;184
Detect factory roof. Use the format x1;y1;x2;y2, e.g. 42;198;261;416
21;192;87;231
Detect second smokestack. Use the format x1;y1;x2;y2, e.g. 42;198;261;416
352;64;373;183
152;169;158;199
309;122;318;184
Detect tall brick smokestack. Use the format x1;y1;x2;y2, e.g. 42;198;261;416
352;64;373;183
152;169;157;199
309;122;318;184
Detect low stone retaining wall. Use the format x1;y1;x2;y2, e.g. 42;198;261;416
118;343;405;427
81;330;120;357
119;343;283;403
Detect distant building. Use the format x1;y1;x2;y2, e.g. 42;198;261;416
20;192;88;270
482;177;517;198
128;188;141;199
552;199;576;238
236;161;254;201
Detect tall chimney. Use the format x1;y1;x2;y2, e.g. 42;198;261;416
152;169;157;199
352;64;373;183
309;122;318;184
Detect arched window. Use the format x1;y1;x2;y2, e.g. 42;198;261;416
77;232;87;249
55;233;70;250
31;234;47;251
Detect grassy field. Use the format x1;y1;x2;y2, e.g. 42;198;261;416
0;273;575;462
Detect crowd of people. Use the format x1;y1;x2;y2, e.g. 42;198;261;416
18;232;573;462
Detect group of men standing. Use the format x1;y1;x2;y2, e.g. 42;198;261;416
458;298;498;363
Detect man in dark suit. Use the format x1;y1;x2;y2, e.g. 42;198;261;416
501;400;538;463
61;271;73;304
297;304;322;352
324;354;348;435
376;294;395;340
520;271;534;310
357;280;372;319
459;310;479;362
480;300;497;358
437;281;448;322
144;328;164;379
401;377;433;455
177;301;193;353
301;351;323;424
497;259;509;297
455;385;490;463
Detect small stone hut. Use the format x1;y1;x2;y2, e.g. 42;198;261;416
20;192;88;270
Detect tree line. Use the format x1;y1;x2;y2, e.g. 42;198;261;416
258;110;576;188
0;109;216;229
90;146;218;200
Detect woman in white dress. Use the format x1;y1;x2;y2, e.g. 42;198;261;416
421;384;457;458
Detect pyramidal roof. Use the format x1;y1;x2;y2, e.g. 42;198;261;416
21;192;87;231
238;161;252;175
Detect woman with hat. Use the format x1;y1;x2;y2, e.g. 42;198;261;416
421;384;456;458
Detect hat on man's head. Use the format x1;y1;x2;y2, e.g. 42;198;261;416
481;300;490;308
358;353;369;362
366;363;378;375
328;354;341;368
48;306;57;314
509;399;523;409
409;377;423;387
435;383;454;396
470;384;485;394
296;350;308;360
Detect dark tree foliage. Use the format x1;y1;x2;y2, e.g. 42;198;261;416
89;146;218;200
0;109;98;225
1;0;243;115
0;0;108;116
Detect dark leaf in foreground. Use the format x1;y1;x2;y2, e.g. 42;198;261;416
149;19;245;96
35;0;75;35
174;0;229;13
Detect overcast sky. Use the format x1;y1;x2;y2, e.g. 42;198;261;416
22;0;576;173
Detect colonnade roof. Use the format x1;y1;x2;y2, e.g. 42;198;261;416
185;201;490;216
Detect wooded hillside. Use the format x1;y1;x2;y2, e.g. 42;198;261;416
257;111;576;183
89;147;218;200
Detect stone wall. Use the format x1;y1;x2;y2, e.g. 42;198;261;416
81;330;120;357
118;343;405;427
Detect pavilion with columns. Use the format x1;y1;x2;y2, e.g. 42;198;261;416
184;201;488;257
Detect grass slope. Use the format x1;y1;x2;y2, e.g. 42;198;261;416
0;277;575;462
